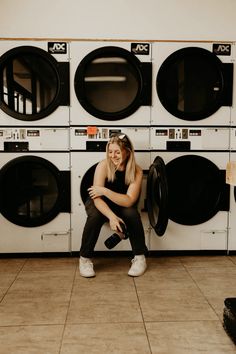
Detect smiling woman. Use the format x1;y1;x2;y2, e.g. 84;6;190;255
79;132;148;278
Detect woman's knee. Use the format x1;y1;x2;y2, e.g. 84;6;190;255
121;207;140;221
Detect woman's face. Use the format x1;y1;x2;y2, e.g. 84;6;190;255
108;143;128;170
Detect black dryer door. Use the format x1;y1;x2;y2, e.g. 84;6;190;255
74;46;152;120
0;156;70;227
0;46;69;121
146;156;168;236
157;47;233;121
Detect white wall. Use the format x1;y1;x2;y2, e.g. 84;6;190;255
0;0;236;41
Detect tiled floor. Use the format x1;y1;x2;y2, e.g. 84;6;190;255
0;255;236;353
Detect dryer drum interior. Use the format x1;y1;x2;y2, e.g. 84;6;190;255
0;156;70;227
0;46;69;121
157;47;233;120
74;46;152;120
166;155;229;225
147;155;229;235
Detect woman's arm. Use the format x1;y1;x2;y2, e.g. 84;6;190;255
88;163;143;208
90;160;124;232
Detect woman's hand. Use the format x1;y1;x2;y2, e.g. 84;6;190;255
88;186;105;199
109;215;124;232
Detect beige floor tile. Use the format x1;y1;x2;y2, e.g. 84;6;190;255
22;257;77;272
67;287;142;324
180;255;235;268
147;256;183;267
134;268;198;291
138;288;218;321
229;255;236;265
73;270;135;292
146;321;236;354
205;293;236;319
92;257;131;273
8;270;75;292
0;325;64;354
0;291;70;325
188;267;236;295
61;323;151;354
0;258;26;273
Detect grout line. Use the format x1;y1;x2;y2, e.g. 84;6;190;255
180;261;225;322
0;258;28;304
58;260;78;354
133;278;153;354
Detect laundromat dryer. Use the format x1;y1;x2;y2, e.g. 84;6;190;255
70;41;152;126
227;128;236;251
70;126;151;252
0;40;70;126
0;127;71;253
147;126;230;251
151;42;234;126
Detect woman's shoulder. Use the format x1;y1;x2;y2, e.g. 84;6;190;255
96;159;107;174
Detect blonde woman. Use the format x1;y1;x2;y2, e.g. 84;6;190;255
79;133;148;278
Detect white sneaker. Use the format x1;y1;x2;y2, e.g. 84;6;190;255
79;256;95;278
128;255;147;277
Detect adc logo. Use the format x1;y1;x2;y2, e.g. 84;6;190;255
131;43;150;55
48;42;67;54
213;43;231;56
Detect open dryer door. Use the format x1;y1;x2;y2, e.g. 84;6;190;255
146;156;168;236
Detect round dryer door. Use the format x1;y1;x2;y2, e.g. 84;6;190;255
0;156;70;227
0;46;69;121
166;154;228;225
74;46;151;120
147;156;168;236
157;47;233;120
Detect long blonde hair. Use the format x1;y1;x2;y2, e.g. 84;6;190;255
106;133;137;185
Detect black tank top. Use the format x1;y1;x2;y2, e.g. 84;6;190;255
105;170;128;194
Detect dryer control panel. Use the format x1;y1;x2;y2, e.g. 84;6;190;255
151;127;230;151
0;128;69;151
70;126;150;151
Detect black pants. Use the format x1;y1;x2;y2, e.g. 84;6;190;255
80;198;148;258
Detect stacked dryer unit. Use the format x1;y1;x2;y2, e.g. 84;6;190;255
70;126;151;252
228;129;236;251
147;41;234;252
69;41;152;252
228;45;236;251
0;41;71;253
69;41;152;126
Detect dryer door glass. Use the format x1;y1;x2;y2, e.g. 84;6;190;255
0;156;62;227
166;155;224;225
74;47;147;120
147;156;168;236
157;47;227;120
0;46;60;121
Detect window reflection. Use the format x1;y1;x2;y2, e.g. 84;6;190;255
83;56;139;112
157;50;222;118
0;53;57;115
2;161;58;221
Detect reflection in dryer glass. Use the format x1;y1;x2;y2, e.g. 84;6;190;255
83;57;139;112
3;161;58;220
157;49;224;119
0;53;57;116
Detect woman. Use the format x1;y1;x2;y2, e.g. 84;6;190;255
79;133;148;278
